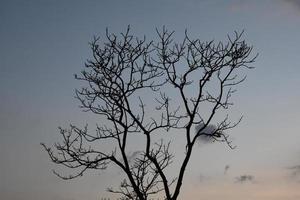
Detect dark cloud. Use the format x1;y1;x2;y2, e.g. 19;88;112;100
224;165;230;175
235;175;255;184
195;123;221;144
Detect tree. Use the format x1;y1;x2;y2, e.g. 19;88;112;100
42;26;256;200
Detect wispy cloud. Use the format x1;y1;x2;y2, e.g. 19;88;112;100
235;174;255;184
224;165;230;175
281;0;300;13
228;1;255;13
127;151;141;163
283;0;300;9
287;165;300;182
198;174;211;183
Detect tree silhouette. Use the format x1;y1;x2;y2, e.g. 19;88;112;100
42;26;256;200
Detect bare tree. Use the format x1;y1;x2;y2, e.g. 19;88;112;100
42;26;256;200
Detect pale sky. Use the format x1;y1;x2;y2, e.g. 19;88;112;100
1;0;300;200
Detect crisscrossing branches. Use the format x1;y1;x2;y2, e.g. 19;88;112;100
42;26;256;200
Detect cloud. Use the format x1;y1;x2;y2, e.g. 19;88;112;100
224;165;230;175
228;1;255;13
127;151;141;163
282;0;300;12
287;165;300;181
235;174;255;184
198;174;211;183
195;123;221;144
283;0;300;9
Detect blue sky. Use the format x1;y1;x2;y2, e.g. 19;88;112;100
1;0;300;199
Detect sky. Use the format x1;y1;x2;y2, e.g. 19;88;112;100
1;0;300;199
